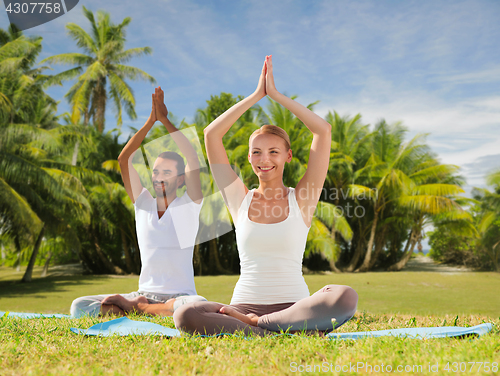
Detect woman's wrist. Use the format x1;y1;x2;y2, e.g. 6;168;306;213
267;89;283;103
249;89;265;101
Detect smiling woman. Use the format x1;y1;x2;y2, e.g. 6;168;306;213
173;56;358;336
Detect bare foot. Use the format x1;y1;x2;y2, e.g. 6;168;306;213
102;295;148;313
219;306;259;326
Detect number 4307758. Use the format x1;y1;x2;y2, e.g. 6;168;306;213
443;362;498;372
5;3;62;14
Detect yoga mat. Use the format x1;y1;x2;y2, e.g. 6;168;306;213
71;316;181;337
71;317;493;339
0;311;71;319
327;323;493;340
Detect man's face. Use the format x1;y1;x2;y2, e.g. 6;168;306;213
152;158;182;197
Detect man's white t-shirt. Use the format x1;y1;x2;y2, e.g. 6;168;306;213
134;188;203;295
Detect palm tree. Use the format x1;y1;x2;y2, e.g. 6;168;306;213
310;201;353;271
20;165;91;282
471;171;500;271
0;120;96;281
323;112;371;270
386;157;466;271
41;6;156;132
350;121;466;272
0;25;55;127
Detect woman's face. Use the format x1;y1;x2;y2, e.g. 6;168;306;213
248;133;292;181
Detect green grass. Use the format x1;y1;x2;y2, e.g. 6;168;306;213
1;267;499;375
1;266;500;316
0;313;498;375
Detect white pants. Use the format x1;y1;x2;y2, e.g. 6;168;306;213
70;291;206;318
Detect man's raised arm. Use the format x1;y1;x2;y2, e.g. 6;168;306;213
117;94;157;203
154;87;203;204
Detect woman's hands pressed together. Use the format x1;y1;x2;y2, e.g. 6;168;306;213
265;55;278;99
254;57;267;99
255;55;279;100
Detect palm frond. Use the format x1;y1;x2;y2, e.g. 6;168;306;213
102;159;120;173
115;47;153;64
0;177;41;237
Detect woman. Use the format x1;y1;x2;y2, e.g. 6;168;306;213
174;56;358;335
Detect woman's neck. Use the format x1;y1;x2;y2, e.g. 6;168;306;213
255;179;288;200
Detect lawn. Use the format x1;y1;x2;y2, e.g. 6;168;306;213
1;266;500;316
0;267;499;375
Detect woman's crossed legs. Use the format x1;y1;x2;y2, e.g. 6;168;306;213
174;285;358;336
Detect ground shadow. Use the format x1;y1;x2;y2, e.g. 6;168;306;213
0;275;115;299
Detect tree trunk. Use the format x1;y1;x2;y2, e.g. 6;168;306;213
1;244;5;264
92;232;125;275
368;229;387;270
130;230;141;274
345;238;364;272
120;229;134;274
209;239;230;275
21;224;45;283
356;209;379;272
71;141;79;166
387;230;418;271
95;80;106;133
329;259;341;273
193;243;202;276
41;251;52;277
14;236;21;271
328;225;341;272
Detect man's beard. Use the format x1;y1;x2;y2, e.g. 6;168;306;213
154;182;172;197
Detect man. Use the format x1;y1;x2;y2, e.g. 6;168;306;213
71;87;206;317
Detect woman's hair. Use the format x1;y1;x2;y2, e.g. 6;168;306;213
249;124;291;151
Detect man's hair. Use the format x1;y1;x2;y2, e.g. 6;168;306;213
249;124;291;151
157;151;186;175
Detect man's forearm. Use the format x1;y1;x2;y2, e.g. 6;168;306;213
118;118;155;162
159;116;200;168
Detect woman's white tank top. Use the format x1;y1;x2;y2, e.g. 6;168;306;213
230;187;311;305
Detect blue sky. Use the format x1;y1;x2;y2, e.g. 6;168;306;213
2;0;500;195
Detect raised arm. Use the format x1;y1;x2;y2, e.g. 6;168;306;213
203;59;267;220
266;55;331;226
154;87;203;204
117;94;156;203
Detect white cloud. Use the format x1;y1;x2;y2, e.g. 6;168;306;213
435;66;500;84
3;0;499;195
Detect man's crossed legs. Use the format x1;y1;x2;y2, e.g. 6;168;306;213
70;291;206;318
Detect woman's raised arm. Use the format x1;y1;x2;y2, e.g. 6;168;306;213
203;59;267;219
266;55;332;227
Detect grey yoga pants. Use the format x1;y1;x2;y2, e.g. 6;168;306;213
70;291;203;318
173;284;358;336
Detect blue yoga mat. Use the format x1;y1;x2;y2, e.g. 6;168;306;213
0;311;71;319
327;323;493;340
71;317;181;337
71;317;493;339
